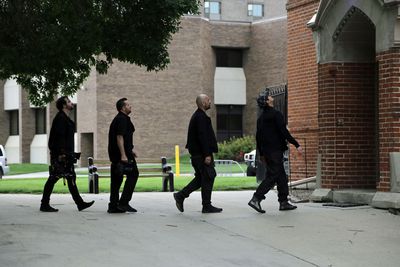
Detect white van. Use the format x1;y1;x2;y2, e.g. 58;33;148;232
0;145;10;178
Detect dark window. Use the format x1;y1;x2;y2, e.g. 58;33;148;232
216;105;243;141
215;48;243;67
35;108;46;134
9;110;19;135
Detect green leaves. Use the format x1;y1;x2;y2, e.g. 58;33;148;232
0;0;199;105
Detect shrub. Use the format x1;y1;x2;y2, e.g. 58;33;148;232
216;135;255;162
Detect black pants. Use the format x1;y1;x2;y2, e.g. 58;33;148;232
180;155;217;206
109;159;139;208
254;151;288;203
41;160;84;206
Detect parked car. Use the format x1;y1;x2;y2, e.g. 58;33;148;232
0;145;10;179
244;149;290;179
244;150;257;176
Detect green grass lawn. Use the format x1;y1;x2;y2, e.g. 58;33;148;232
0;176;258;194
8;164;49;175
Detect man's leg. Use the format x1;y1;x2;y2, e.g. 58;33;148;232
66;166;94;211
119;159;139;212
173;156;202;212
109;163;124;212
40;174;59;212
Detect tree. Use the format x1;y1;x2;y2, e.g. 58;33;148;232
0;0;199;106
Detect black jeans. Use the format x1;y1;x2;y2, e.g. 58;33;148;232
41;158;84;206
254;151;288;203
180;155;217;206
109;158;139;207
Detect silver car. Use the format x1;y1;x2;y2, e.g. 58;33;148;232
0;145;10;178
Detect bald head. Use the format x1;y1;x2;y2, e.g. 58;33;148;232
196;94;211;111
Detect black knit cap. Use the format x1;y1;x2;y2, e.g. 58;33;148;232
256;88;270;108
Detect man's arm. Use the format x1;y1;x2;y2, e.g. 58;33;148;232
275;112;303;154
117;135;128;162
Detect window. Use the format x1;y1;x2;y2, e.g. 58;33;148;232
204;1;220;18
248;4;264;17
216;105;243;142
215;48;243;67
35;108;46;134
9;110;19;135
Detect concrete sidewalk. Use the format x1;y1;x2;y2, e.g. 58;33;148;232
0;191;399;267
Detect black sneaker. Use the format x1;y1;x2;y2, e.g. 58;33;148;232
279;201;297;211
173;192;184;212
107;203;126;213
202;205;223;213
78;200;95;211
248;196;265;213
40;204;59;212
118;204;137;213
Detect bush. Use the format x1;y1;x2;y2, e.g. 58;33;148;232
216;136;255;162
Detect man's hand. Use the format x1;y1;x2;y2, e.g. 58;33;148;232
133;150;138;158
204;156;212;165
297;146;304;155
121;155;128;163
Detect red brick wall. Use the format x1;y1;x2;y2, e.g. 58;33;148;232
376;48;400;191
287;0;319;180
318;63;377;189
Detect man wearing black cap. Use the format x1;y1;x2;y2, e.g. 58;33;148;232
248;90;303;213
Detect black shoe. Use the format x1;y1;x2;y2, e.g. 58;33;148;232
107;206;126;213
40;204;59;212
118;204;137;213
202;205;223;213
78;200;95;211
279;201;297;211
248;196;265;213
173;192;184;212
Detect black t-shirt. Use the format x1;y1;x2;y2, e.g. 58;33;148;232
48;111;75;157
108;112;135;163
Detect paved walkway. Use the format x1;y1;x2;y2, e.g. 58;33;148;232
0;191;399;267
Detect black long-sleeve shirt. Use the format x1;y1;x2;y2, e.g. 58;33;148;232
48;111;75;157
185;108;218;157
256;106;299;156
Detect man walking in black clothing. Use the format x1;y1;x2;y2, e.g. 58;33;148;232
248;90;303;213
40;96;94;212
107;98;139;213
173;94;222;213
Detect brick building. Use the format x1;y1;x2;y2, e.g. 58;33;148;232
1;1;288;165
287;0;400;192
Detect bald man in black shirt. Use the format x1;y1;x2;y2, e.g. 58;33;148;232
173;94;222;213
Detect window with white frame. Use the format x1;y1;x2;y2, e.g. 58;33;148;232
204;1;221;18
248;3;264;18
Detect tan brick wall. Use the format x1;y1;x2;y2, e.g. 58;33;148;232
287;0;319;180
377;48;400;191
95;17;212;159
211;21;251;48
243;18;288;137
19;89;35;163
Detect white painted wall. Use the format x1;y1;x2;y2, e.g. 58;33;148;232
30;134;48;164
4;79;20;110
214;67;246;105
5;136;20;163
